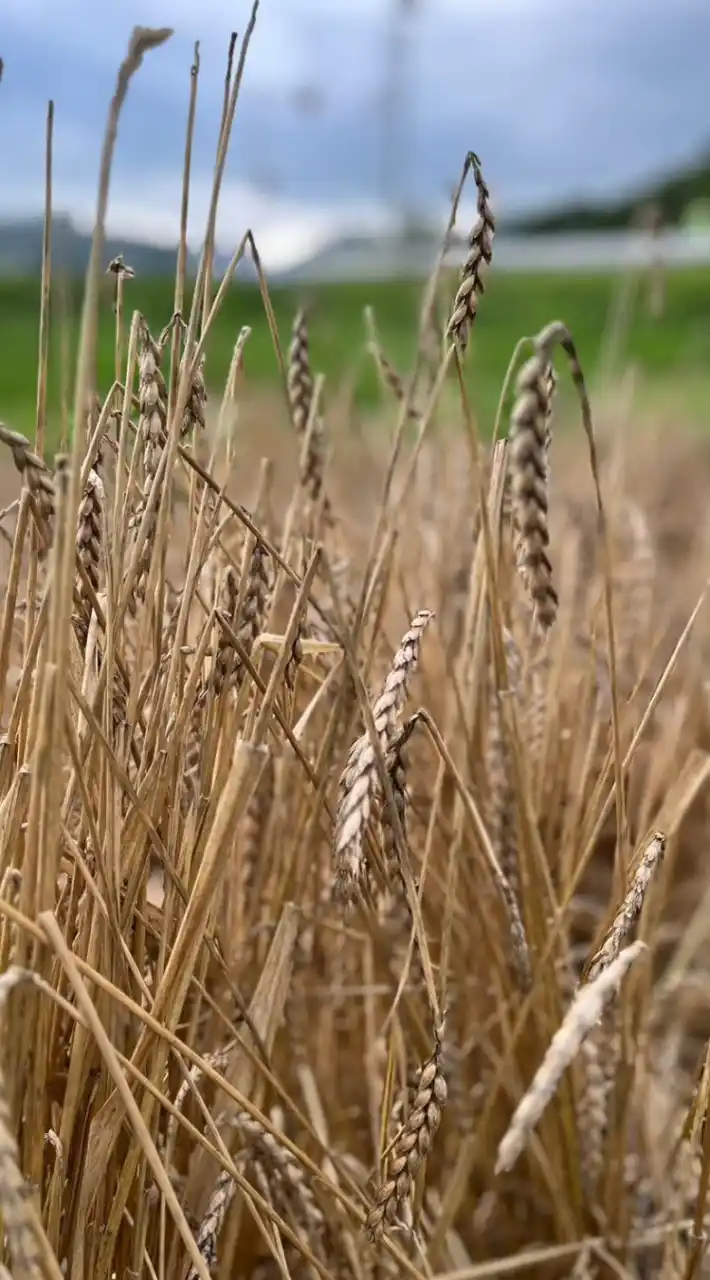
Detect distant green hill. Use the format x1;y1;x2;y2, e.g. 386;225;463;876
516;149;710;234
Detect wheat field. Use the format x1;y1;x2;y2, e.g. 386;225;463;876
2;13;710;1280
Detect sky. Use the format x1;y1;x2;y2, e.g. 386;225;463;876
1;0;708;270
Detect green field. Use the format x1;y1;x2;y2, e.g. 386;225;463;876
0;268;709;444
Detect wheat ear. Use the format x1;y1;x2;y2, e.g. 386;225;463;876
182;353;207;439
447;154;495;352
585;832;665;982
495;941;647;1175
509;321;594;630
334;609;434;902
74;466;105;648
0;423;55;549
129;323;168;606
366;1029;447;1240
287;307;313;436
186;1169;236;1280
508;351;559;629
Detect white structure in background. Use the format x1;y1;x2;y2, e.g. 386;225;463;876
279;226;710;285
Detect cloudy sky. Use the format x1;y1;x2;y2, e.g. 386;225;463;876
1;0;708;267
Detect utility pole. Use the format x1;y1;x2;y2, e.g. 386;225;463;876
380;0;418;230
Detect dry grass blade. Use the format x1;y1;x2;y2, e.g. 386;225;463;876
495;941;648;1175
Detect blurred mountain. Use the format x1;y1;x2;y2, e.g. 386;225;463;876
0;214;246;280
515;148;710;234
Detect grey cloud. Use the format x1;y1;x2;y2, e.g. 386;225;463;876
0;0;708;221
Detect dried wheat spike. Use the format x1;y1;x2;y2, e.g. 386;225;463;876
379;715;424;977
511;320;595;630
287;308;313;436
447;156;495;351
577;1002;622;1195
366;1029;447;1240
213;564;240;695
215;538;270;694
287;312;326;510
182;354;207;439
388;1065;424;1142
163;1039;236;1169
369;341;419;420
186;1168;236;1280
498;866;533;993
233;1112;324;1239
136;327;167;484
173;1041;235;1127
0;967;43;1278
495;941;646;1175
0;423;55;532
238;753;275;906
486;629;523;895
236;539;270;676
535;321;591;411
380;715;418;895
284;621;304;693
508;351;559;629
129;324;168;603
74;467;105;647
585;832;665;982
301;415;327;509
183;683;208;810
334;609;434;903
